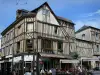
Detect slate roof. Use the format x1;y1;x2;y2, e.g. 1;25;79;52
76;38;92;43
57;16;74;25
76;25;100;33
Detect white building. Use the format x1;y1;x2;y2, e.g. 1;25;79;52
76;25;100;69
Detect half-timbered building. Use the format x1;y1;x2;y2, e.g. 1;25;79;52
0;2;75;75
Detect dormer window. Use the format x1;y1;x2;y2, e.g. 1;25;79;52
82;34;85;40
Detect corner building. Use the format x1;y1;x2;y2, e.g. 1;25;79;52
0;2;75;75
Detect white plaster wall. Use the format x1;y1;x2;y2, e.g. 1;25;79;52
36;5;59;25
75;39;93;57
76;28;91;41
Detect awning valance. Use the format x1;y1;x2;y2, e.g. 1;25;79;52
81;57;99;61
40;53;71;59
60;59;79;63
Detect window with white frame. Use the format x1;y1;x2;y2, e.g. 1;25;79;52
27;23;33;32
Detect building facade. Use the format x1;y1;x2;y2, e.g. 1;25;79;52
76;25;100;69
0;2;75;75
1;2;100;75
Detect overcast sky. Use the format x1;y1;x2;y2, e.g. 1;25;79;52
0;0;100;34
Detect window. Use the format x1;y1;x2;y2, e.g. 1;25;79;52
3;36;6;43
17;42;20;53
96;45;99;52
58;41;63;50
54;26;58;34
18;25;21;29
3;47;5;56
17;25;21;35
42;8;50;22
26;39;33;51
82;34;85;40
7;46;10;55
5;47;8;55
58;41;63;52
42;39;52;49
96;32;98;37
2;48;5;56
6;33;9;41
27;23;33;32
9;45;12;55
96;32;99;39
42;39;53;54
10;31;13;39
26;39;32;48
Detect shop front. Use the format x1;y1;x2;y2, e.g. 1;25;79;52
0;53;40;75
39;53;69;71
0;56;12;75
80;57;99;69
60;59;79;70
40;57;60;71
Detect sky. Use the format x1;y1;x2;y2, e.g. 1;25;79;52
0;0;100;48
0;0;100;31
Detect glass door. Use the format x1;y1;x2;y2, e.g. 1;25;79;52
24;61;33;74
